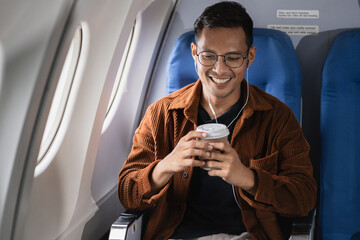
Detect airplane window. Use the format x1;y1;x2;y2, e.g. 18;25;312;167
106;26;134;116
37;27;82;163
102;25;135;131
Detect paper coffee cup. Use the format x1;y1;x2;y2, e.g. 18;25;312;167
196;123;230;170
196;123;230;141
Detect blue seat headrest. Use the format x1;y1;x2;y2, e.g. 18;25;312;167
166;31;197;94
166;28;302;121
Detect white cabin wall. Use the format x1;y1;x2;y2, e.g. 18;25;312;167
0;0;178;239
92;0;176;209
0;1;74;240
20;0;169;240
85;0;176;238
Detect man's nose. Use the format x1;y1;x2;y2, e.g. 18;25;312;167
213;56;229;74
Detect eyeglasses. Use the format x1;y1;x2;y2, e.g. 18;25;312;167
196;49;248;68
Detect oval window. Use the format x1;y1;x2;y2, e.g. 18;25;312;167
37;27;82;163
101;24;135;133
105;26;134;117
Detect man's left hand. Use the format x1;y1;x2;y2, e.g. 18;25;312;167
204;141;257;195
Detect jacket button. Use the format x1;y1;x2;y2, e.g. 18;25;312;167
182;172;188;178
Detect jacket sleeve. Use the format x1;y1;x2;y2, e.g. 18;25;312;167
239;105;317;217
118;104;171;211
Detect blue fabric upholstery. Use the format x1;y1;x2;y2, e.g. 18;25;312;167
166;28;302;122
166;31;198;95
320;28;360;240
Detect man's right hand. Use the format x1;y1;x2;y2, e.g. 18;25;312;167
150;130;213;190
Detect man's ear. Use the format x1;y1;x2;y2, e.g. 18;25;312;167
191;42;197;62
247;45;256;68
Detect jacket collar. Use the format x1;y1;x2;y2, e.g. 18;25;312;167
242;80;273;119
169;80;202;125
169;79;273;123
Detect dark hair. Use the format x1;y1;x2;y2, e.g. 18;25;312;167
194;1;253;47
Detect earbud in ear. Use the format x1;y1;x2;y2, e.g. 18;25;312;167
247;59;250;68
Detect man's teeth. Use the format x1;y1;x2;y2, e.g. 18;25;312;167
212;77;231;84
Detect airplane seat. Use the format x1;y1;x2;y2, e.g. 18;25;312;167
109;28;314;240
165;31;198;95
319;28;360;240
166;28;302;122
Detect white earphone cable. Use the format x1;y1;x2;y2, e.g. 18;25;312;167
208;66;250;128
227;67;249;128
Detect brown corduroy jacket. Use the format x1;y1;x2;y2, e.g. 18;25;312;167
118;79;317;240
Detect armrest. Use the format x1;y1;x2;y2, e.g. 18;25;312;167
109;211;143;240
289;209;316;240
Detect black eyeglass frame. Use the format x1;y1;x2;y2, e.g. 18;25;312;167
195;47;250;68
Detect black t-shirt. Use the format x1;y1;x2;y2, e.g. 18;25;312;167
171;97;246;239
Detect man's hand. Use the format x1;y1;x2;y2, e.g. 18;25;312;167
150;130;213;190
204;141;257;195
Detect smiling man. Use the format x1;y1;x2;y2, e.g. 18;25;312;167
118;2;316;240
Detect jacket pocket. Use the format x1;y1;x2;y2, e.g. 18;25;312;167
250;151;279;174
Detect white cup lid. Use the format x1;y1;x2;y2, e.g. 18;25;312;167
196;123;230;139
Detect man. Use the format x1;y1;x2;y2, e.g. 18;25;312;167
118;2;316;239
